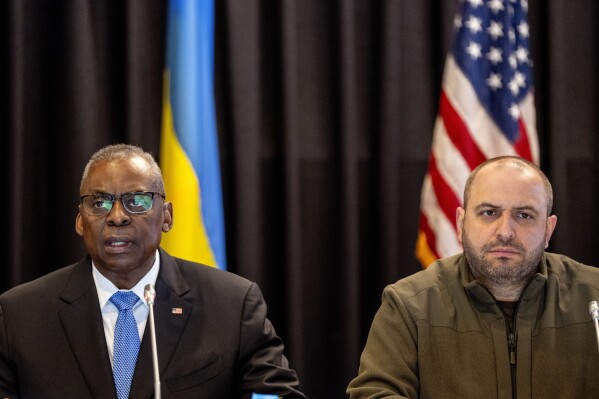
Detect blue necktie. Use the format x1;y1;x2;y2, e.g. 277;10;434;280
110;291;141;399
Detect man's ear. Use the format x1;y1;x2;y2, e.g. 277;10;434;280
75;212;84;236
162;201;173;232
456;207;465;245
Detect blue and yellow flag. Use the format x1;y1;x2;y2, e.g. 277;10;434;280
160;0;226;270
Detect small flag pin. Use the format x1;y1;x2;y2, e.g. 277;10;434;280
172;308;183;314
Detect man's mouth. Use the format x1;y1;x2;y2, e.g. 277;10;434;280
105;238;134;251
108;241;129;247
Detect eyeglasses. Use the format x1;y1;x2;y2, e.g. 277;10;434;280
80;191;166;216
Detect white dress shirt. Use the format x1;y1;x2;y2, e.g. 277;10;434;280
92;250;160;368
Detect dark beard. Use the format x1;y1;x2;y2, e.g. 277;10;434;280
462;232;545;288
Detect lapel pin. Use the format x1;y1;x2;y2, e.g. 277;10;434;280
172;307;183;314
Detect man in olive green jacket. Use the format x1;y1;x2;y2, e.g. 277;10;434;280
348;156;599;398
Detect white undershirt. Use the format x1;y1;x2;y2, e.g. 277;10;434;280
92;249;160;368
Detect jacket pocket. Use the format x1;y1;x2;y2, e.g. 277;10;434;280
166;354;224;392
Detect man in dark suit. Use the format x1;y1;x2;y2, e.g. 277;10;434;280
0;143;305;398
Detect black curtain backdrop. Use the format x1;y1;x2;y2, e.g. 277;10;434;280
3;1;599;398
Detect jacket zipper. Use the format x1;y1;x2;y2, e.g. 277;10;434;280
497;299;519;399
504;303;519;399
508;331;517;365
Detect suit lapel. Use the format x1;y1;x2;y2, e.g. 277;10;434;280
130;249;193;398
58;257;117;399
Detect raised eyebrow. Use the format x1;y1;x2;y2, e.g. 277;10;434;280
473;202;500;212
93;191;144;196
472;203;539;211
93;192;114;198
514;206;540;215
472;203;540;215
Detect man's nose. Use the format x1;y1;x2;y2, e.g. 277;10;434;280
495;213;515;240
106;198;131;226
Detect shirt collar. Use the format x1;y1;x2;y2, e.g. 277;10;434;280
92;249;161;310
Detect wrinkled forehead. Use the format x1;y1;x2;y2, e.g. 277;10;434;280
82;156;155;192
469;163;547;210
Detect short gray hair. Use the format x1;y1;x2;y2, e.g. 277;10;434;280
80;143;165;194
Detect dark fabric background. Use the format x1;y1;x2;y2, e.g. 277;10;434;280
2;1;598;397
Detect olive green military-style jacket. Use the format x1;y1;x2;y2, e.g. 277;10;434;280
348;252;599;399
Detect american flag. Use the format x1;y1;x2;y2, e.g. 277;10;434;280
415;0;539;268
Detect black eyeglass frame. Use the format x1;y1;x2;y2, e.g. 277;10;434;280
79;191;166;216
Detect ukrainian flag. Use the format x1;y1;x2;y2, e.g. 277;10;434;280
160;0;226;270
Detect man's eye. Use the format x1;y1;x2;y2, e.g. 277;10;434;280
481;210;496;217
518;212;533;219
91;198;107;208
125;197;141;207
91;196;111;209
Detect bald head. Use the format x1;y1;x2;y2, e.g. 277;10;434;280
463;156;553;216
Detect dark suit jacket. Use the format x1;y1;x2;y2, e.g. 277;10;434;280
0;248;305;398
